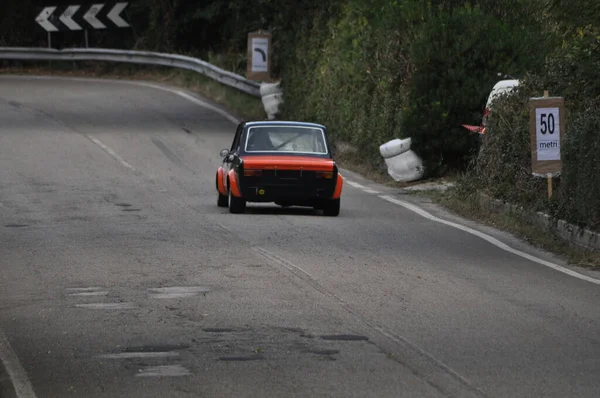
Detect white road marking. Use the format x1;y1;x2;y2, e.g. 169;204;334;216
379;195;600;285
346;180;379;194
75;302;136;309
346;181;365;189
135;365;191;377
0;328;37;398
99;352;180;359
148;286;210;299
69;291;109;296
136;82;241;125
86;135;135;171
362;188;380;194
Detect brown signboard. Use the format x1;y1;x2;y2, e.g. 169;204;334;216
529;95;566;176
246;31;272;82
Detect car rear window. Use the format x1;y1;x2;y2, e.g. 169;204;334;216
245;126;328;154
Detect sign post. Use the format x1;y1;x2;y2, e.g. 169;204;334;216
529;91;565;198
246;31;272;82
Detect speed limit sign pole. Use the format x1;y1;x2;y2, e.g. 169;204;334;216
529;91;565;198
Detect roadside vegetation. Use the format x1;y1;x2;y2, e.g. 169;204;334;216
1;1;598;248
450;0;600;235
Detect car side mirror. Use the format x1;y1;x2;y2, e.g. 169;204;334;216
220;149;230;158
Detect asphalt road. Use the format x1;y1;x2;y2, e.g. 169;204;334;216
1;76;599;398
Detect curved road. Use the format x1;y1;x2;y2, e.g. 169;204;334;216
0;76;599;398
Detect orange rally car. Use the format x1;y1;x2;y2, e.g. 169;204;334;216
215;121;344;216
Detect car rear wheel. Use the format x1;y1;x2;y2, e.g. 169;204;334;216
229;189;246;214
323;198;340;217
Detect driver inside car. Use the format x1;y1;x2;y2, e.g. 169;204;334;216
247;130;275;151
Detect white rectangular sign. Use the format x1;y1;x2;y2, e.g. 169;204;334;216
535;107;561;161
251;37;269;72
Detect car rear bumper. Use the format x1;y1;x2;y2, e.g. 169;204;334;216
241;183;335;202
239;170;337;202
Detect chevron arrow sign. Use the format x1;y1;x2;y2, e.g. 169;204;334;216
35;2;130;32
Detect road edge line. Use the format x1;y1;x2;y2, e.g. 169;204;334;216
379;195;600;285
134;82;242;125
0;328;37;398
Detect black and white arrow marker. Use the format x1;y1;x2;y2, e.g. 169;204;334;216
35;3;130;32
83;4;107;30
36;7;59;32
59;5;83;31
107;3;130;28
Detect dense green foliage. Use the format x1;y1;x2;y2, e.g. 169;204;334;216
401;2;549;172
1;0;598;229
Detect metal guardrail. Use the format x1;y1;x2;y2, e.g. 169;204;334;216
0;47;262;97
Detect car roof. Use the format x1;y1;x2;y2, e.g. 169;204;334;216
242;120;326;129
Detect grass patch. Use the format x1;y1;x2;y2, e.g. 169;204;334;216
0;61;265;121
421;189;600;269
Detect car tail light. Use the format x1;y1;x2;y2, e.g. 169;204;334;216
316;171;334;179
244;169;262;177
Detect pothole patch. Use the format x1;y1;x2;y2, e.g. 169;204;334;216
124;344;190;353
219;355;264;362
304;349;340;355
99;351;180;359
319;334;369;341
203;328;236;333
4;224;29;228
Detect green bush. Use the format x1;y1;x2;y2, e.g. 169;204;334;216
400;3;548;175
277;0;424;168
559;98;600;230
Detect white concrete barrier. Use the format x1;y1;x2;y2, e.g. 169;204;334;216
260;81;284;120
379;138;412;158
380;138;424;182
